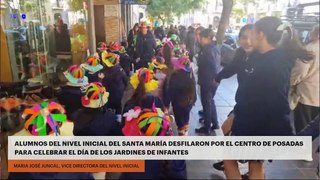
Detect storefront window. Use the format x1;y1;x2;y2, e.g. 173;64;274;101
0;0;88;84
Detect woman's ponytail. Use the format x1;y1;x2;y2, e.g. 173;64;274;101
255;17;314;61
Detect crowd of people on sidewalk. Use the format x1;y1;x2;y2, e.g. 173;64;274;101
1;16;319;179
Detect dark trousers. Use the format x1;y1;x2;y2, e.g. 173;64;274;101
200;85;219;130
173;103;192;135
294;102;320;133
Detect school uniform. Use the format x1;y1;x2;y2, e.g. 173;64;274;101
72;108;122;136
101;64;128;114
120;94;164;179
57;86;83;120
164;70;196;135
119;53;133;76
232;49;295;136
197;42;221;130
86;71;101;83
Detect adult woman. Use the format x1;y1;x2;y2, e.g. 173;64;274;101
127;23;139;58
185;26;196;62
290;25;320;133
135;23;157;69
224;17;313;179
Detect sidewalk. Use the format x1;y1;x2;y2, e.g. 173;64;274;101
187;75;319;179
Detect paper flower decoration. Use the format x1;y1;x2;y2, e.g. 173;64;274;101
123;107;142;122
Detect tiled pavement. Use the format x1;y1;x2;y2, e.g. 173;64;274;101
106;69;319;179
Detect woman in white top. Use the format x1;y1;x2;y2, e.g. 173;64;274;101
291;25;320;133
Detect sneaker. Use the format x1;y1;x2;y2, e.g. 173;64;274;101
198;110;204;116
212;161;224;171
195;127;211;135
199;118;204;123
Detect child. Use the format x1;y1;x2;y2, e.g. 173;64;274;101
196;28;221;135
122;68;163;122
162;40;174;76
148;56;167;101
100;51;128;115
120;108;176;179
58;65;88;120
72;82;122;136
81;55;103;83
118;46;134;76
9;102;94;179
164;55;196;136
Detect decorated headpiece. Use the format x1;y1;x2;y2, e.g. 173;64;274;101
64;65;88;87
0;97;24;112
148;57;167;70
22;102;67;136
130;68;158;92
172;55;192;72
122;106;172;136
81;56;103;74
101;51;119;67
137;108;171;136
119;46;127;54
81;82;109;108
162;38;174;49
0;97;25;132
170;34;179;42
155;39;162;47
97;42;108;51
108;41;121;52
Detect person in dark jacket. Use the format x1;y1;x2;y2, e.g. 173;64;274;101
223;16;314;180
135;23;157;69
195;28;221;135
81;55;103;83
212;24;255;173
178;26;187;45
164;55;196;136
100;51;128;114
185;26;196;62
154;26;166;41
72;82;122;136
127;23;139;58
57;65;88;120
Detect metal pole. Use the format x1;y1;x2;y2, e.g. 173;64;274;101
87;0;96;55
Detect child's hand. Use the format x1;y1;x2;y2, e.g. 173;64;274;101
98;73;105;79
164;107;169;114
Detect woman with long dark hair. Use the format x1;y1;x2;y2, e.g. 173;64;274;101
223;17;313;179
127;23;139;58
